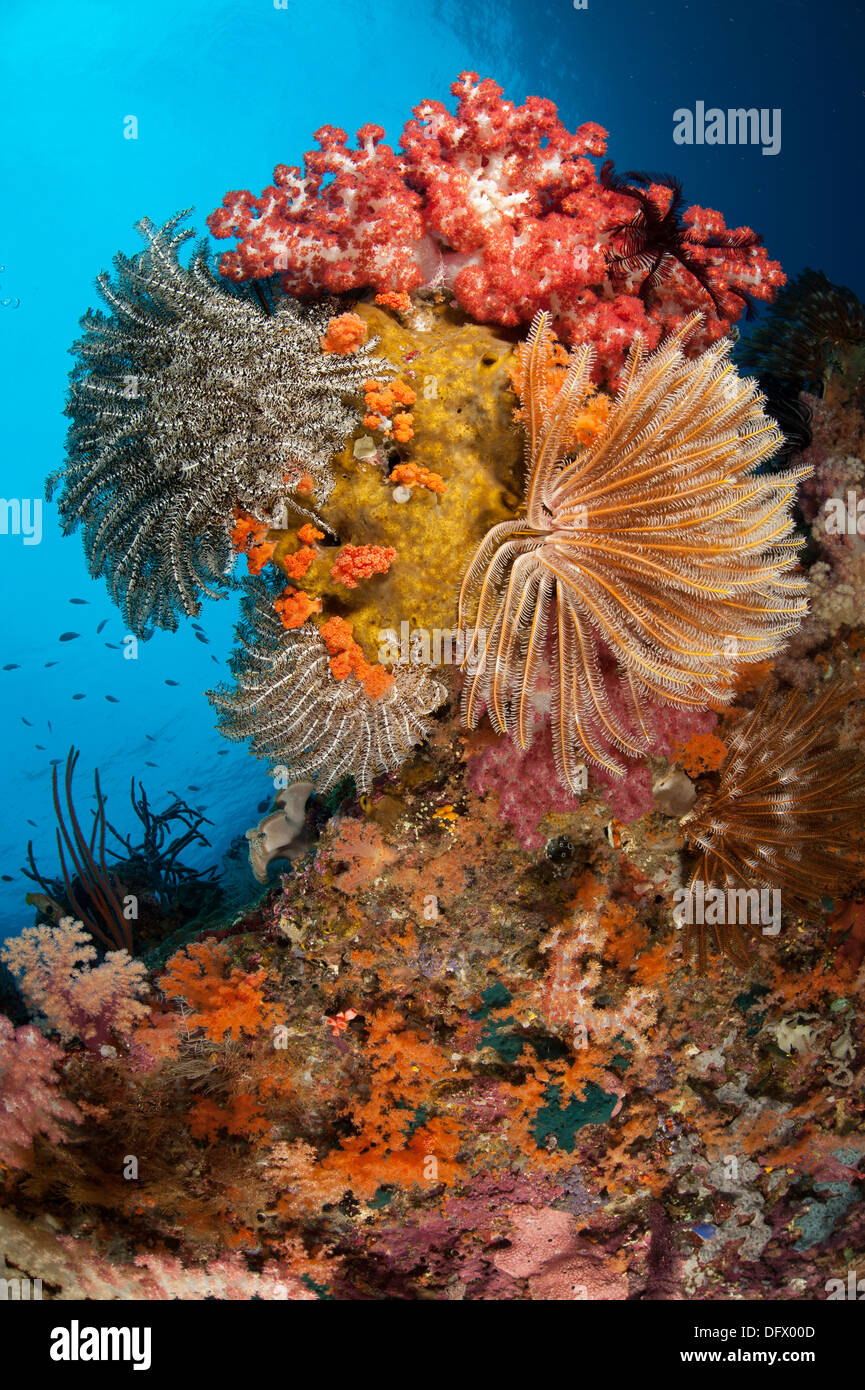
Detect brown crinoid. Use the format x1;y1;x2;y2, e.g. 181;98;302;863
458;310;810;791
680;680;865;970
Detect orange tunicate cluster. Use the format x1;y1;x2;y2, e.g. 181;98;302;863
674;730;728;776
362;377;417;442
274;586;322;630
330;543;396;589
390;462;447;495
374;290;412;313
509;329;611;449
231;506;276;575
320;615;394;699
320;311;368;355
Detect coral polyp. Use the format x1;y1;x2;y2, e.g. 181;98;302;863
459;310;810;787
48;212;385;635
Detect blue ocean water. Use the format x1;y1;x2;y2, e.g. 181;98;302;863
0;0;862;937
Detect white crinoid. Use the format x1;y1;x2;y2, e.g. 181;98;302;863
459;310;811;791
209;581;446;795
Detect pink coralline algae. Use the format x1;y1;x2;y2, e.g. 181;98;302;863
208;73;785;383
0;1015;81;1171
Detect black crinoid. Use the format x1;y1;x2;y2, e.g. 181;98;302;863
737;268;865;392
736;271;865;473
599;164;764;319
47;212;387;637
208;579;446;795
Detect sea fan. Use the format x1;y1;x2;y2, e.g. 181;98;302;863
680;680;865;969
47;212;386;635
459;311;810;790
209;580;446;794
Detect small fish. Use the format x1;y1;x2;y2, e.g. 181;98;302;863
217;749;228;755
105;695;119;703
257;799;270;813
25;892;66;923
59;632;80;641
105;642;119;650
21;717;32;726
3;663;20;670
49;758;62;766
96;619;108;634
1;874;12;882
165;679;179;686
211;655;220;664
145;760;158;767
192;622;205;632
27;819;38;827
195;632;209;644
146;734;156;741
35;743;45;750
72;693;86;700
44;661;58;667
47;721;52;732
188;784;201;791
69;598;89;605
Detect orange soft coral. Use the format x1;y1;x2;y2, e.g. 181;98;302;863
158;940;279;1044
320;615;394;698
280;547;316;580
297;523;324;546
674;730;727;776
390;462;446;495
231;506;276;575
189;1094;271;1144
362;378;416;439
330;543;396;589
320;311;367;355
375;290;412;313
391;411;414;443
274;585;322;629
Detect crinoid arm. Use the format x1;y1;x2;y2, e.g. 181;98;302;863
209;581;446;796
49;213;389;636
680;680;865;971
458;312;812;786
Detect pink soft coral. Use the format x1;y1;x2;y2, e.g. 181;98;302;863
0;1015;81;1170
1;919;149;1051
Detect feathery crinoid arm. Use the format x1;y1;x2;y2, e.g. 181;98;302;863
680;680;865;970
49;212;389;637
457;313;811;786
209;580;446;795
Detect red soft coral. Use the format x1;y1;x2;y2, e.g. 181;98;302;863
208;73;785;384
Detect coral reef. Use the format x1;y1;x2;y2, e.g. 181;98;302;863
11;72;865;1307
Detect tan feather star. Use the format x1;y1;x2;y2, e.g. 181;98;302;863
458;311;810;790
